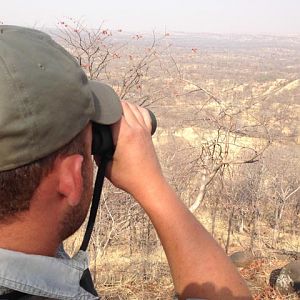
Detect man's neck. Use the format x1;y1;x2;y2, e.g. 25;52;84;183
0;214;60;256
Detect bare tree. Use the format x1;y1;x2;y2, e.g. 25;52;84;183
54;17;173;107
178;80;271;213
271;180;300;247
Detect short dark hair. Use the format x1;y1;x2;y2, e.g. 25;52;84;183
0;128;88;222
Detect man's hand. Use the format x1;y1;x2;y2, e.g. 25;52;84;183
105;101;163;197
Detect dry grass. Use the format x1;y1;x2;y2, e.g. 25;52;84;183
92;248;174;299
63;208;299;299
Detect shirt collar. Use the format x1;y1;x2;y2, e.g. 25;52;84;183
0;248;97;299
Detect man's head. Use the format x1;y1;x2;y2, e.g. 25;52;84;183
0;25;122;245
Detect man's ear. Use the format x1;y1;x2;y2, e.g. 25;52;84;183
57;155;84;207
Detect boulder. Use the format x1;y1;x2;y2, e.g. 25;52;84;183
274;260;300;295
229;251;255;268
269;268;282;287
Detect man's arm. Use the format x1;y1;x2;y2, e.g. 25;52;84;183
105;101;252;300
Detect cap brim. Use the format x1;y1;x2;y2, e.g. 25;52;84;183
89;80;122;125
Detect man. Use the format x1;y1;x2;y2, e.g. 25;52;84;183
0;25;252;299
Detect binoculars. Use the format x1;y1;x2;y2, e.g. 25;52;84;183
91;109;157;159
81;108;157;251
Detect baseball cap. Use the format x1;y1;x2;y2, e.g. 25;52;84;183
0;25;122;171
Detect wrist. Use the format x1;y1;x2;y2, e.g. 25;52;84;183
130;174;173;206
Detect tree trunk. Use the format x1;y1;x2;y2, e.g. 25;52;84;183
225;209;235;254
211;197;220;238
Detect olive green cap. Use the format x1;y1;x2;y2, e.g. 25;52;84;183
0;25;122;171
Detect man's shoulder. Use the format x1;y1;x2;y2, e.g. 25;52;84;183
0;248;98;299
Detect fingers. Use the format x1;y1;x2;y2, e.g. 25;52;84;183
125;101;147;126
109;101;150;147
137;106;152;132
121;101;152;133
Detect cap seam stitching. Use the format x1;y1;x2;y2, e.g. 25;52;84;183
0;56;38;161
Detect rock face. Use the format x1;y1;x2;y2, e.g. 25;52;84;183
270;268;282;287
274;260;300;295
229;251;255;268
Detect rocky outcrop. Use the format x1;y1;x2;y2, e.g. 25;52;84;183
271;260;300;295
229;251;255;268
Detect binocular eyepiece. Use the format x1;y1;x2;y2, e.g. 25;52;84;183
91;108;157;159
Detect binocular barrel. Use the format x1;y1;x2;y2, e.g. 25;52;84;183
92;109;157;158
147;109;157;135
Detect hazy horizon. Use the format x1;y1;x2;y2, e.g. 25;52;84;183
1;0;300;35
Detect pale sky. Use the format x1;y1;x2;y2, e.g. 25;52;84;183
1;0;300;34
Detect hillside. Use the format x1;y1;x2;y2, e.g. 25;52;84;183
57;29;300;299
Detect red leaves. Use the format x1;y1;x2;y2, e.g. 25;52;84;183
112;53;121;59
133;34;143;40
81;64;91;69
58;21;68;28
